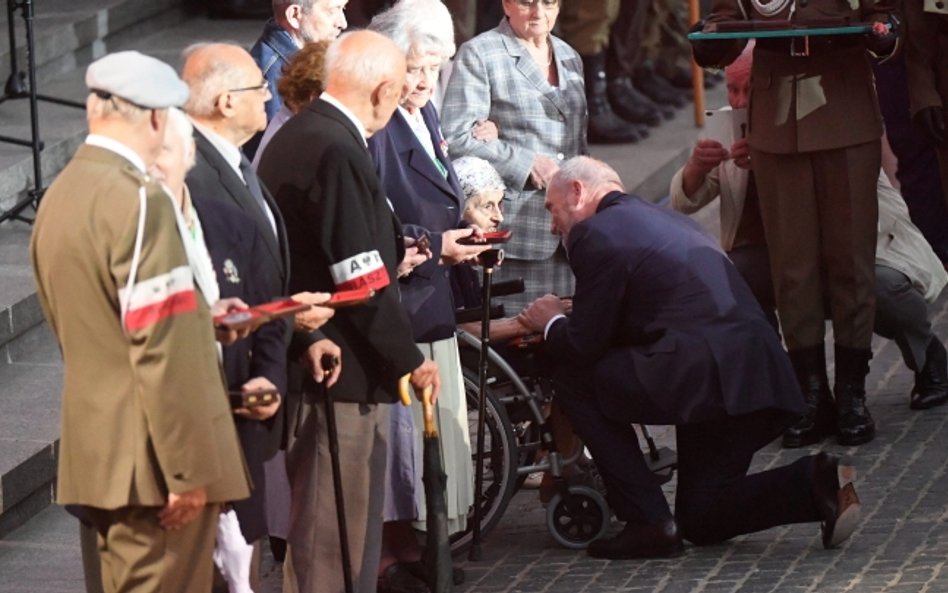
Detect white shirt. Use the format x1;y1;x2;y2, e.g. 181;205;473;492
320;91;369;146
190;120;243;181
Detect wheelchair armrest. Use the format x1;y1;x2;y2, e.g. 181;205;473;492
455;304;507;325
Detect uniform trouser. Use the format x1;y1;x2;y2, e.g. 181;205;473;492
552;369;821;544
752;141;880;351
640;0;688;67
729;245;933;373
284;400;390;593
558;0;620;56
82;503;220;593
443;0;477;44
606;0;650;78
874;57;948;263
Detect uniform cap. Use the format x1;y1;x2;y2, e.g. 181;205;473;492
85;51;189;109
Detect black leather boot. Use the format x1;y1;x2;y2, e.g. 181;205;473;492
633;64;687;108
910;337;948;410
834;345;875;446
782;345;836;448
607;76;663;126
582;53;645;144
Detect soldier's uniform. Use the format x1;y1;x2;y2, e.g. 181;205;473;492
693;0;898;447
905;0;948;208
30;52;249;593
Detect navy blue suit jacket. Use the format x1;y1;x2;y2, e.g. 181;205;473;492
368;103;467;342
191;195;287;543
546;192;805;426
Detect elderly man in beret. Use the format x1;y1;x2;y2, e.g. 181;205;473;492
30;51;250;593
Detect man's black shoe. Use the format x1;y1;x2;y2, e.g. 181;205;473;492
587;519;684;560
910;337;948;410
378;563;429;593
811;452;860;549
404;559;465;586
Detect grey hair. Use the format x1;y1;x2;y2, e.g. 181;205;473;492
272;0;319;13
324;30;405;89
549;156;624;195
180;42;249;118
368;0;456;61
164;107;197;170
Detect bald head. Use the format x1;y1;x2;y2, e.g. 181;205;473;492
181;42;271;146
724;41;753;110
324;30;406;136
545;157;624;238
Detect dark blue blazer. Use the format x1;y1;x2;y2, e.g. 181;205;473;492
368;103;467;342
546;192;805;426
192;194;287;543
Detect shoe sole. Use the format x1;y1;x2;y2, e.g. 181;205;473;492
825;463;860;548
910;394;948;410
836;431;875;446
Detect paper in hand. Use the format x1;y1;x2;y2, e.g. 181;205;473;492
701;107;749;156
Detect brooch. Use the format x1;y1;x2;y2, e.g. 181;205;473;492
222;259;240;284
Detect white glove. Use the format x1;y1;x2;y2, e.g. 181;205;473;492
213;509;255;593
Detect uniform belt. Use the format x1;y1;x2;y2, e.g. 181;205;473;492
756;35;862;57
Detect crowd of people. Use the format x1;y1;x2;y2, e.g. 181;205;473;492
25;0;948;593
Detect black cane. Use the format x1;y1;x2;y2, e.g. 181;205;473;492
469;248;503;561
321;353;354;593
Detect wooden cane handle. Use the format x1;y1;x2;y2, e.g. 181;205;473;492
397;374;413;406
421;386;437;438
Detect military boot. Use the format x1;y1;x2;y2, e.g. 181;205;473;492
782;345;836;448
607;76;664;125
834;345;875;446
583;53;646;144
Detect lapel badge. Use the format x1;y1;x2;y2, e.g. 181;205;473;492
223;259;240;284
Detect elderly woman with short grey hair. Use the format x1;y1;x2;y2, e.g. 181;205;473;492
367;1;491;591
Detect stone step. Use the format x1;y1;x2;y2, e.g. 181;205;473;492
0;7;262;538
0;322;62;538
0;221;42;353
0;9;262;214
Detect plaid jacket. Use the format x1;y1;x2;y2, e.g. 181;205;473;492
441;18;588;261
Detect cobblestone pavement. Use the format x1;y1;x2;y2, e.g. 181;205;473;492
448;297;948;593
259;293;948;593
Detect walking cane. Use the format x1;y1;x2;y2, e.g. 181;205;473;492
320;353;354;593
398;377;452;593
469;247;503;561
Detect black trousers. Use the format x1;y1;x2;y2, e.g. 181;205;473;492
554;369;822;545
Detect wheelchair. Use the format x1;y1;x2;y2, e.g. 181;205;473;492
448;284;678;554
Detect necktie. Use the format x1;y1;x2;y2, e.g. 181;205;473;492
239;155;277;238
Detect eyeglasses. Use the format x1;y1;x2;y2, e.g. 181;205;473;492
513;0;558;8
228;79;269;94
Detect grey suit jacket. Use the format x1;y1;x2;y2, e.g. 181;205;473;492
441;17;587;261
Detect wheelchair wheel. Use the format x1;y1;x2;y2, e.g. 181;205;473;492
449;370;519;556
546;485;610;549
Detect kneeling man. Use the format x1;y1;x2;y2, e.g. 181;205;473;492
519;157;861;559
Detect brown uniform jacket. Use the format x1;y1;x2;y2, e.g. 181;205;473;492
30;144;249;509
699;0;895;153
905;0;948;116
